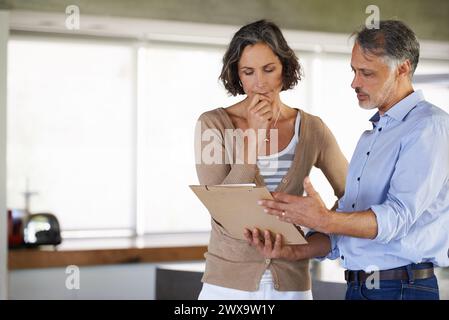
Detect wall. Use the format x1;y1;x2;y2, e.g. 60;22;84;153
8;261;202;299
9;263;158;299
0;0;448;41
0;10;9;301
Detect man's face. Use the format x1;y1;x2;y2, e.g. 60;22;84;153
350;43;397;111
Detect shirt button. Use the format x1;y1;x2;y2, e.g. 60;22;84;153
265;258;271;265
282;178;288;183
366;151;370;156
378;128;382;132
352;204;355;208
357;177;360;181
341;255;345;260
274;284;280;289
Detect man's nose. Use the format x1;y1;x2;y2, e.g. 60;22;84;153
351;73;361;89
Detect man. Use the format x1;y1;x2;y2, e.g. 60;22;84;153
245;20;449;300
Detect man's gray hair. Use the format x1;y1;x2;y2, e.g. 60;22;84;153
353;20;420;78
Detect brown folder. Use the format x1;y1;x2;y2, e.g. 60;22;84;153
189;184;307;244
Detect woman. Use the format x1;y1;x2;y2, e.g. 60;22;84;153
194;20;348;300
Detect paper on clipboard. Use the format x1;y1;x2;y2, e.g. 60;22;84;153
189;184;307;244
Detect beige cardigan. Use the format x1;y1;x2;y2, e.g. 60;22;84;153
195;107;348;291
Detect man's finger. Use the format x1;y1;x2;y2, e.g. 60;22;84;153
264;207;289;220
303;176;318;197
272;192;297;203
263;206;290;220
258;200;289;212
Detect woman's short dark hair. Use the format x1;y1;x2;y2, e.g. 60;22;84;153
220;19;302;96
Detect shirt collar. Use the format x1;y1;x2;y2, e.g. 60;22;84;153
369;90;425;124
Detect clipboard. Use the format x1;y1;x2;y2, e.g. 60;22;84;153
189;184;307;244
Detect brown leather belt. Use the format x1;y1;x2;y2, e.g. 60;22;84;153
345;264;434;283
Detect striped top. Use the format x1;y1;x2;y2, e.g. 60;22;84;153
257;111;301;191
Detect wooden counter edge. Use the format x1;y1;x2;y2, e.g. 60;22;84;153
8;245;208;270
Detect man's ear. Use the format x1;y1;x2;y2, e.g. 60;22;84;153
397;59;412;79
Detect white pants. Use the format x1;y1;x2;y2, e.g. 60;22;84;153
198;270;313;300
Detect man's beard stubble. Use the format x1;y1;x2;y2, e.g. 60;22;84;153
356;74;396;111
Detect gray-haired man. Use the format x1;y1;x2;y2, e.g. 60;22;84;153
246;20;449;300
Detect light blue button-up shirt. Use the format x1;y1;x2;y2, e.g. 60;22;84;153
324;90;449;271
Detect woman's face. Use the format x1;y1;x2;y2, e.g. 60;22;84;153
237;42;283;102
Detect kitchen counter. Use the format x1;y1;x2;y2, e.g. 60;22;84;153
8;233;209;270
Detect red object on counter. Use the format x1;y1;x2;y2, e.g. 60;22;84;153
8;209;24;247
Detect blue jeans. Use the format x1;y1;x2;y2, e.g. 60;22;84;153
345;264;440;300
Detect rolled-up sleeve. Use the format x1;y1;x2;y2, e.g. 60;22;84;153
306;230;341;261
371;118;449;244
